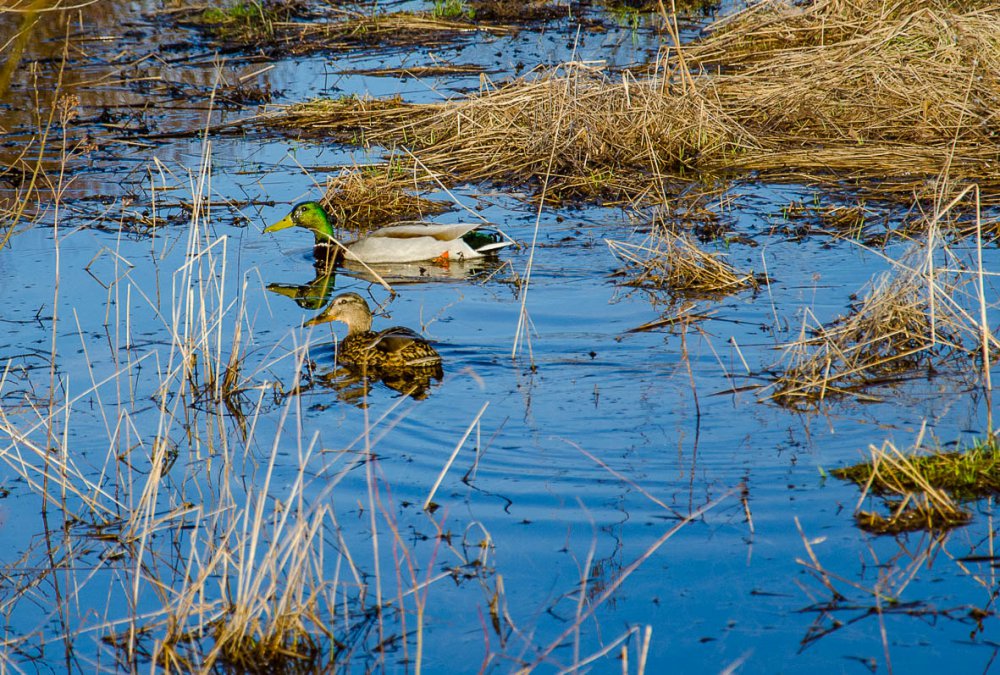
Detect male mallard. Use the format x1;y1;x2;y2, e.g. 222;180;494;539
305;292;442;372
264;201;513;267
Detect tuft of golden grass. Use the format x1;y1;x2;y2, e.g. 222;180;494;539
766;181;1000;409
607;224;757;297
770;252;960;406
319;164;450;235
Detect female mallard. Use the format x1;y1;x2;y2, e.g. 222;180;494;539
305;292;442;372
264;201;512;267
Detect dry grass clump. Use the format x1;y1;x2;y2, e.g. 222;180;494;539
771;244;974;406
607;226;757;296
319;164;450;235
836;437;1000;501
832;437;994;534
274;94;433;142
691;0;1000;184
147;498;338;672
274;63;756;201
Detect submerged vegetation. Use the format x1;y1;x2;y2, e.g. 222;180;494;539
173;1;513;54
194;0;309;41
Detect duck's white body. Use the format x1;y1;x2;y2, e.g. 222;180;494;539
343;222;513;264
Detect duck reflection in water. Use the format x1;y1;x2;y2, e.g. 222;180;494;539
266;270;337;310
303;292;443;401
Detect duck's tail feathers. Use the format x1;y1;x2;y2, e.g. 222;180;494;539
475;240;515;253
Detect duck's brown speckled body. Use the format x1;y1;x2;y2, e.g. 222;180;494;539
306;292;441;372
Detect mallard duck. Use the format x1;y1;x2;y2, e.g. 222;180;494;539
264;201;513;267
305;292;442;372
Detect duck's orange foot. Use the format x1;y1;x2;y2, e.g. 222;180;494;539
430;251;450;266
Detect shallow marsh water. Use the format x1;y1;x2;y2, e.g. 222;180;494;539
1;1;1000;673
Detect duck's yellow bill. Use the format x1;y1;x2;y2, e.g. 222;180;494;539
264;214;295;233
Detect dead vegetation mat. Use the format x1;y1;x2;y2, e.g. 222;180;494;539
690;0;1000;181
168;4;513;55
267;0;1000;202
273;64;756;202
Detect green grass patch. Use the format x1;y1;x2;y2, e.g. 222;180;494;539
833;436;999;534
834;437;1000;501
195;1;306;41
432;0;475;20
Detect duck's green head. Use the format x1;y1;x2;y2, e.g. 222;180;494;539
265;202;333;241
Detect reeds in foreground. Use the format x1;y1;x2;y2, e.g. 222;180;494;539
0;140;686;674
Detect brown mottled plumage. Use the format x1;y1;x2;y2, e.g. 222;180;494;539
305;292;442;372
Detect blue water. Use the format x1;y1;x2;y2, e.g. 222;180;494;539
0;1;999;673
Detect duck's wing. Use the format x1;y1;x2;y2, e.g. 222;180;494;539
367;327;434;354
346;223;513;263
368;222;480;242
369;327;442;366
